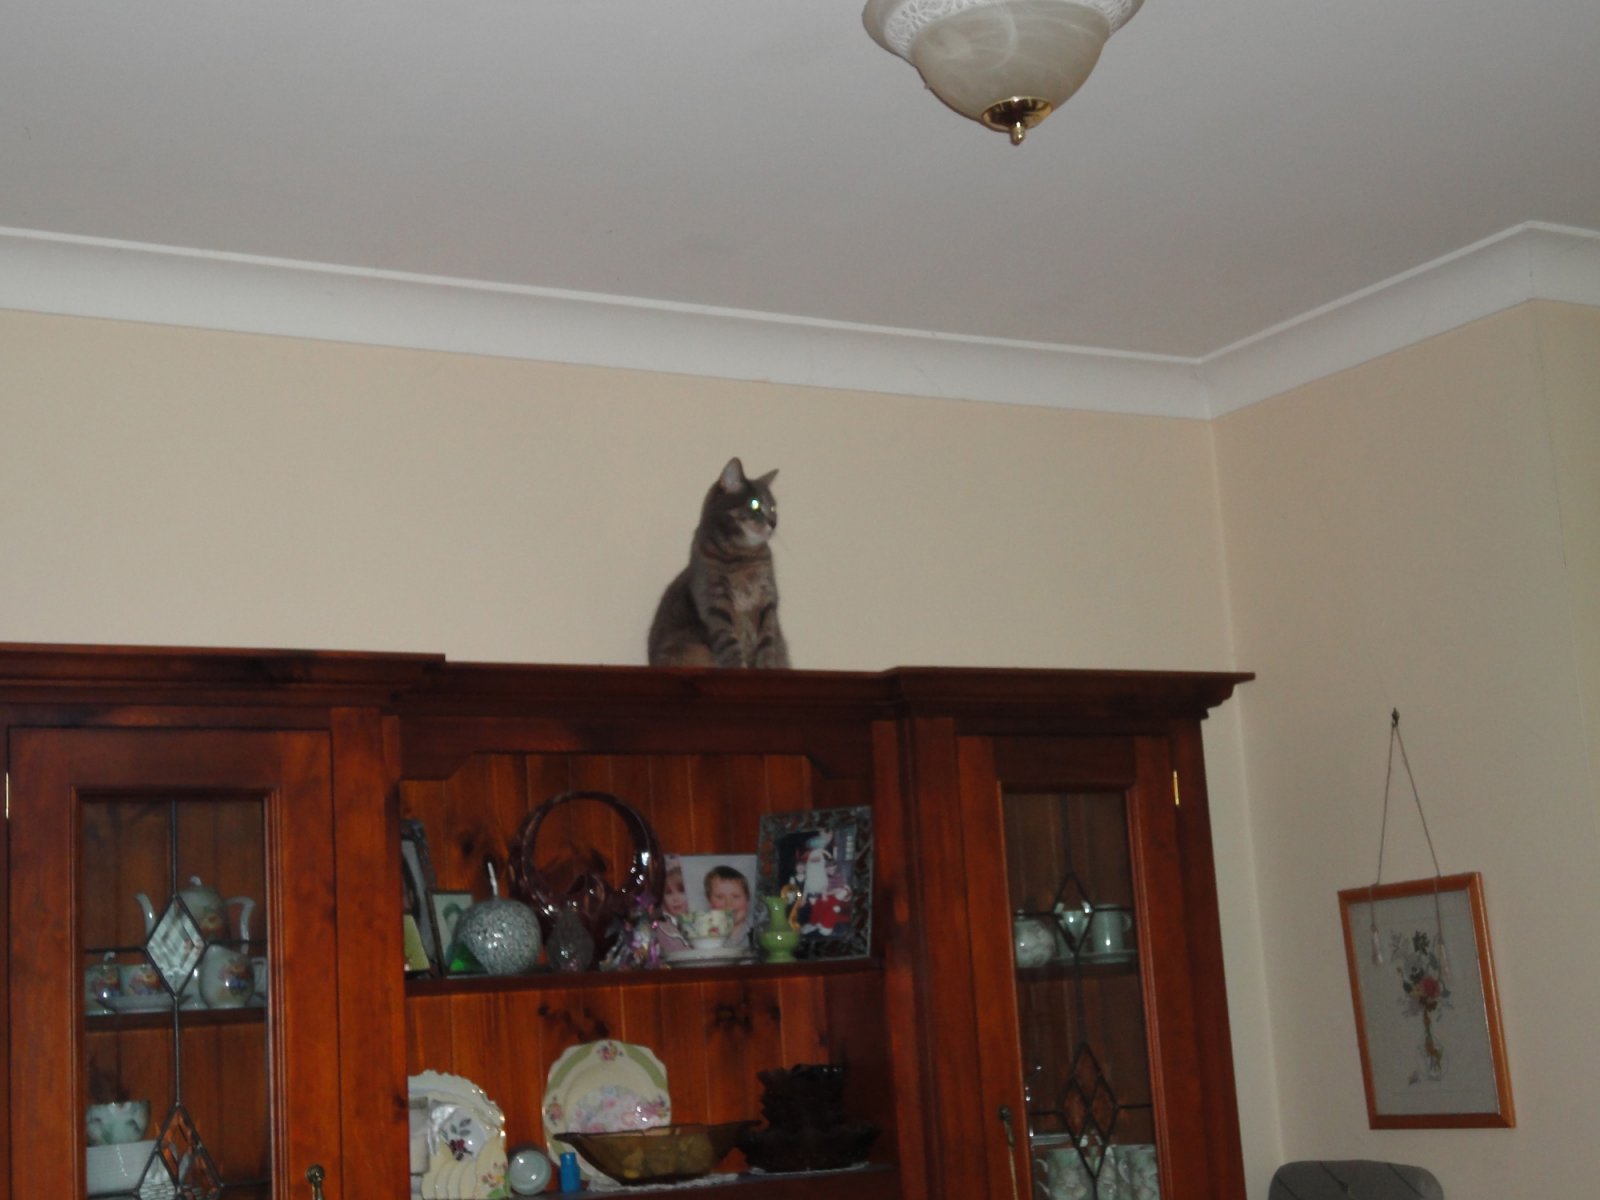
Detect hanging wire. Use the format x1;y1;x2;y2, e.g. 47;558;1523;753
1367;710;1449;978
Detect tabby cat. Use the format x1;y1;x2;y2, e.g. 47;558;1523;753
647;457;790;668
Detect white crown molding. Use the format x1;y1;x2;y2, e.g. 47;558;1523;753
0;227;1206;419
1199;222;1600;416
0;223;1595;421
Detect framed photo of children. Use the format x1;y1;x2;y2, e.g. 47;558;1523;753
757;807;873;960
660;854;759;947
1337;872;1514;1128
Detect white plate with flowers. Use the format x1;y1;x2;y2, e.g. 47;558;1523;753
542;1040;670;1186
409;1069;509;1199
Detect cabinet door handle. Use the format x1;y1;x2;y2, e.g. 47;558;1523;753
306;1164;327;1200
998;1105;1020;1200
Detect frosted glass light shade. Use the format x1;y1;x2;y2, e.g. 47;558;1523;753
864;0;1144;141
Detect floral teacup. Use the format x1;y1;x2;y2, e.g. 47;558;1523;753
84;953;121;1010
121;962;163;996
682;908;733;948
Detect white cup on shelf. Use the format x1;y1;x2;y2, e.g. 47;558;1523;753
1084;906;1134;957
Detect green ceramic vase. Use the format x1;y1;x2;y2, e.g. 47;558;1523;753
758;894;800;963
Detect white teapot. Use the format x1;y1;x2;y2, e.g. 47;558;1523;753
135;876;248;945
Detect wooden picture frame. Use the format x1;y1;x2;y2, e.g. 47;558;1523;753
757;807;873;960
429;889;476;974
1338;872;1514;1127
400;819;439;974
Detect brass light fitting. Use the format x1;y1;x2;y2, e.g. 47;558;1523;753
863;0;1144;144
982;97;1054;145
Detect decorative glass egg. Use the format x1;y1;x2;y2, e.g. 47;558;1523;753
456;863;542;975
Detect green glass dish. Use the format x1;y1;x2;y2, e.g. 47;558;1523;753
561;1120;756;1185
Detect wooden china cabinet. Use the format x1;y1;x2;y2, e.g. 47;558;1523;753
1;644;1247;1200
895;672;1250;1200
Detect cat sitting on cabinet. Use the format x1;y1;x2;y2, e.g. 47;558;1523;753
648;457;790;668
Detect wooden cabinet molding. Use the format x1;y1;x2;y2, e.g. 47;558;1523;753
0;643;1249;1200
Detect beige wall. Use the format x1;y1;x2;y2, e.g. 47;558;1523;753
1538;305;1600;830
0;308;1273;1181
0;310;1234;673
1214;302;1600;1198
10;300;1593;1198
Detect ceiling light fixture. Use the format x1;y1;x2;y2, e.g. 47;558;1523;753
863;0;1144;144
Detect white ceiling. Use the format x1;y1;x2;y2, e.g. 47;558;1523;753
3;1;1599;405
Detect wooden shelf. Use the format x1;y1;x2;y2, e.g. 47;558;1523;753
405;957;884;997
84;1004;267;1029
1016;957;1139;983
536;1164;897;1199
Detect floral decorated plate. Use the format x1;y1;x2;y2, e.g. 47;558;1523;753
409;1070;509;1199
542;1040;670;1186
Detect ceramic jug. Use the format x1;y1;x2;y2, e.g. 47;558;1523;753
197;897;256;1007
1083;905;1135;958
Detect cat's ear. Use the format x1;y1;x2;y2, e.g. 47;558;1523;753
754;468;778;488
719;457;747;492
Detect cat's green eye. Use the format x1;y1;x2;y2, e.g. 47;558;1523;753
749;498;761;511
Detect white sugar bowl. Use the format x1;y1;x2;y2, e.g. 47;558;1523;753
1012;912;1058;969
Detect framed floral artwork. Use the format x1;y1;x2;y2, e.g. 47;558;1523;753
1337;872;1514;1127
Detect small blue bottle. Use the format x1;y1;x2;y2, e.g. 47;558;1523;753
558;1150;581;1193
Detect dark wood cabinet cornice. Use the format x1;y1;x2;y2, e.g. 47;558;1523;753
0;643;1250;731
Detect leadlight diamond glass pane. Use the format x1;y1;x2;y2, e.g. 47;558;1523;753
144;897;205;996
1052;1038;1122;1169
152;1103;222;1200
1051;870;1096;957
136;1145;178;1199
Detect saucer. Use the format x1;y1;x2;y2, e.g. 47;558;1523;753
1078;949;1138;966
662;945;754;966
102;994;175;1013
87;1139;160;1196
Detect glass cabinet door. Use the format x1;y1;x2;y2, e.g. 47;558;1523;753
80;793;269;1197
957;734;1187;1200
7;728;339;1200
1002;789;1159;1200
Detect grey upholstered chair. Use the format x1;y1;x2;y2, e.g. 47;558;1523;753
1268;1160;1443;1200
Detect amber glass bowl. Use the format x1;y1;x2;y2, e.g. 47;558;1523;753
562;1121;756;1185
